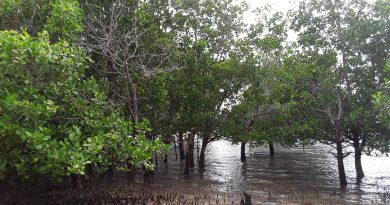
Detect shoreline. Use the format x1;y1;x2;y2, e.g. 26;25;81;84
1;182;360;205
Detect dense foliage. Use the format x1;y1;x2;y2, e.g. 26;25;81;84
0;0;167;183
0;0;389;187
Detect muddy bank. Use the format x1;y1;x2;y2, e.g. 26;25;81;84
1;182;358;205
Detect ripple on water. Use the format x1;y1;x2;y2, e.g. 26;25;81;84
133;140;390;204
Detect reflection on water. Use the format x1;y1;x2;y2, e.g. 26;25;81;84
131;140;390;204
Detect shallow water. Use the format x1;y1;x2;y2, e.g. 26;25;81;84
129;140;390;204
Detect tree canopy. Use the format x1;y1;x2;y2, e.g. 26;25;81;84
0;0;389;187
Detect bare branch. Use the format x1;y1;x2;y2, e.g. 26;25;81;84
81;0;180;122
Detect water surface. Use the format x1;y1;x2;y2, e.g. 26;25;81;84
129;140;390;204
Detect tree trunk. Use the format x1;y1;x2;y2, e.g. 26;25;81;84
184;152;190;175
106;60;117;101
199;137;208;170
184;128;196;174
336;141;348;186
174;140;177;160
197;136;200;165
163;138;169;163
241;141;246;162
163;153;168;163
354;148;364;180
124;102;132;120
122;53;139;124
123;62;136;123
131;84;139;123
186;128;196;169
189;145;194;169
188;134;195;169
269;141;275;157
178;133;185;160
354;145;364;181
352;130;365;181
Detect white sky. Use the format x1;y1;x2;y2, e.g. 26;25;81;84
245;0;296;13
242;0;297;25
238;0;299;42
241;0;376;41
243;0;376;12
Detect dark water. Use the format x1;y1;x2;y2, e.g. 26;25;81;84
129;140;390;204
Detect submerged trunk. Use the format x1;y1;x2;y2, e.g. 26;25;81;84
269;141;275;157
352;131;365;181
184;153;190;175
178;133;185;160
320;95;346;186
184;139;195;174
199;137;209;170
354;144;364;181
184;128;196;174
336;141;348;186
241;141;246;162
163;138;170;163
189;138;195;169
163;153;168;163
197;137;200;165
174;140;177;160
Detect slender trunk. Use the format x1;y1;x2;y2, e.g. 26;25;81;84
123;59;137;123
163;138;169;163
189;143;194;169
188;133;195;169
106;60;116;101
241;141;246;162
319;93;346;186
163;153;168;163
352;131;365;181
269;141;275;157
178;133;185;160
184;152;190;175
184;128;195;174
122;46;138;124
124;101;132;120
336;141;348;186
354;145;364;181
199;137;208;170
197;136;200;165
174;140;177;160
334;1;352;95
131;85;139;123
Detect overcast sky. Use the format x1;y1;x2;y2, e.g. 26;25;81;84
240;0;376;41
241;0;375;24
242;0;296;25
245;0;296;13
